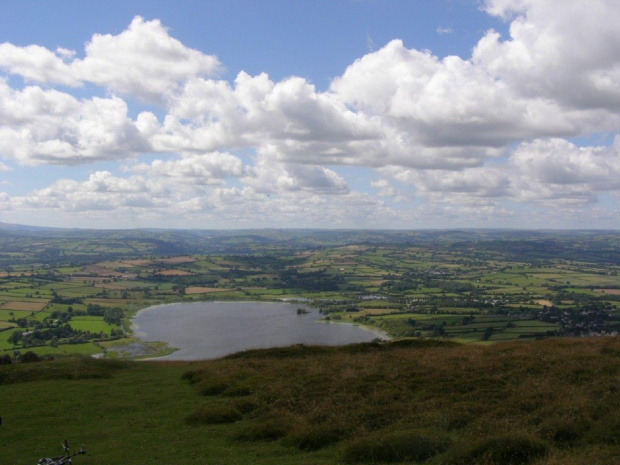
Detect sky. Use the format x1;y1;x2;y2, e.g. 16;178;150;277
1;0;620;230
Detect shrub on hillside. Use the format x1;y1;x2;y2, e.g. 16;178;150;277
446;435;547;465
197;379;229;396
285;424;348;451
232;420;288;442
342;431;448;463
185;405;242;425
21;351;42;363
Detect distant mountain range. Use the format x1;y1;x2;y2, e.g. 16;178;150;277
0;221;56;231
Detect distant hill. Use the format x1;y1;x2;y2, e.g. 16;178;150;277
0;222;57;231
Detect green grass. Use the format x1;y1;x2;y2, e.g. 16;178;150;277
2;338;619;464
0;309;32;320
69;316;116;335
0;330;17;350
2;234;620;362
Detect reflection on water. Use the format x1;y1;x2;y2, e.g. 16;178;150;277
132;301;386;361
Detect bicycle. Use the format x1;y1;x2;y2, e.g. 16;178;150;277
37;440;85;464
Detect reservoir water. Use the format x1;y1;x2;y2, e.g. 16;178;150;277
131;301;387;360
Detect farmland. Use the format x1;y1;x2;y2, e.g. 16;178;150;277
1;228;620;358
2;227;620;464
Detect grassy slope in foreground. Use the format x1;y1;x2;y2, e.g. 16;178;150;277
0;338;619;464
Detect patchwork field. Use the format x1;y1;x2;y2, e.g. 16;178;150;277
1;230;620;358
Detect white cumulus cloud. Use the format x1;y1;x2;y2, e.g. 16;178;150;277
0;16;220;103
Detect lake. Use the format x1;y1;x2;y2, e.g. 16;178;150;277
131;301;387;360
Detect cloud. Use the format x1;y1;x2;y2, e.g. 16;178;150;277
195;186;393;228
331;39;595;150
131;151;245;185
0;81;151;165
74;17;221;102
1;4;620;227
0;16;220;103
0;43;78;86
3;7;619;172
388;165;510;200
153;72;380;153
476;0;620;111
370;179;398;197
507;137;620;205
381;135;620;209
17;171;173;213
2;167;392;228
243;154;350;195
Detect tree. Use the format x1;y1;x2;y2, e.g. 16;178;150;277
21;351;41;363
8;330;22;345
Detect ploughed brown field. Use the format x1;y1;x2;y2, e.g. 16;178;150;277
0;301;48;311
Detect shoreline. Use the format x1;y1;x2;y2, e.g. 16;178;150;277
117;300;388;361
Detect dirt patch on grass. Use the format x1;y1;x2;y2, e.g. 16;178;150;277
0;301;48;311
596;289;620;295
535;299;554;307
120;259;153;267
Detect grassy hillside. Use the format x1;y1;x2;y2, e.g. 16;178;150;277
1;338;620;464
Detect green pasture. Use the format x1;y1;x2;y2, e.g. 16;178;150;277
0;287;51;300
0;330;17;350
86;298;133;308
565;288;598;295
54;266;84;274
46;303;88;313
344;280;382;289
357;300;401;309
98;280;154;289
0;309;32;320
70;316;116;335
436;307;486;313
2;233;620;351
31;311;53;321
151;282;177;291
554;274;620;287
512;320;559;328
40;282;90;290
410;286;443;294
6;341;102;356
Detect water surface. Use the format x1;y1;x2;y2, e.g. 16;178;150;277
132;301;386;360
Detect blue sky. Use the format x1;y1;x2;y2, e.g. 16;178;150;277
0;0;619;229
1;1;504;85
